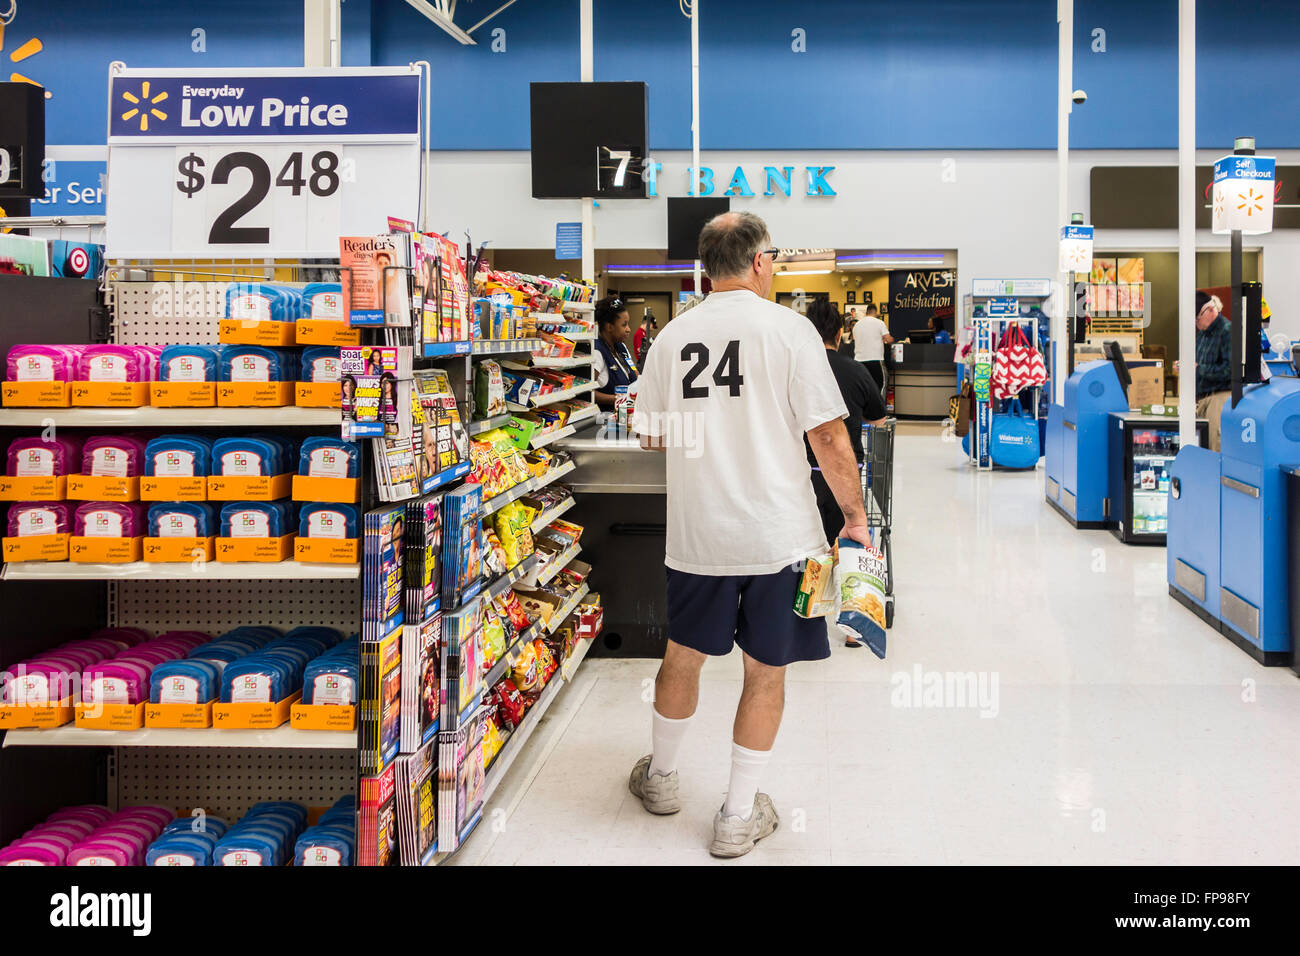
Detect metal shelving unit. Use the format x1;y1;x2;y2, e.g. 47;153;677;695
0;406;339;428
2;725;357;750
2;560;360;582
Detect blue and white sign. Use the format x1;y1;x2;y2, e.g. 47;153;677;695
554;222;582;260
1058;223;1094;274
31;160;107;216
108;72;418;140
1212;154;1276;235
987;297;1019;317
105;67;422;259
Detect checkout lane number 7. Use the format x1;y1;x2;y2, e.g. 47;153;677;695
681;341;744;399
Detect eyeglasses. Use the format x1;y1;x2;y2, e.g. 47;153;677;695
761;248;779;260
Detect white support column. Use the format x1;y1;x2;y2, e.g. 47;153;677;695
1178;0;1197;448
303;0;340;68
1055;0;1073;406
580;0;595;285
691;0;701;295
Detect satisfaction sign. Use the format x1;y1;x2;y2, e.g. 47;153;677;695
105;67;422;259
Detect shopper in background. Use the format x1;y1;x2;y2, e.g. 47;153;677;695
634;307;658;369
839;313;858;357
803;300;887;648
592;295;639;410
630;210;870;858
928;315;953;344
854;302;893;393
1193;291;1231;452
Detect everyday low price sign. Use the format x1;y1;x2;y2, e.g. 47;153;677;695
105;67;421;259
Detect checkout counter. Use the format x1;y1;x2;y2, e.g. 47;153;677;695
1168;377;1300;665
554;422;667;658
885;342;956;419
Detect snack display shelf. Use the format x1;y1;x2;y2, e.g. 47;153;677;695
529;423;576;450
529;496;576;536
468;412;514;436
0;560;360;581
421;341;473;357
472;338;542;356
560;626;597;681
480;460;576;519
543;582;590;637
507;381;596;411
481;620;593;803
565;403;599;427
557;301;595;313
481;620;542;691
536;542;582;587
482;552;541;602
0;406;339;428
527;355;594;369
1;724;357;750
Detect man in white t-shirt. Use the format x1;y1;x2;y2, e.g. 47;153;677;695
630;211;871;858
853;302;893;393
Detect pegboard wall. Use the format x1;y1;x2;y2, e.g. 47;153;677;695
109;580;362;633
109;281;228;346
112;748;355;821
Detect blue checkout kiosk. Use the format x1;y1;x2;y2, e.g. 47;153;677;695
1167;376;1300;666
1045;358;1129;527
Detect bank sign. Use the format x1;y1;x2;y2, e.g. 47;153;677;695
645;163;836;198
105;67;421;259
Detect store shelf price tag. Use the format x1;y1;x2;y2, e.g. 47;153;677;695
106;67;421;259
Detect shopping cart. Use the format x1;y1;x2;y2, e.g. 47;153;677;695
861;418;896;628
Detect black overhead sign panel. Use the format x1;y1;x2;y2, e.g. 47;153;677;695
1091;165;1300;230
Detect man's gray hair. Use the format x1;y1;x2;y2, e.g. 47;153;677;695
697;211;771;280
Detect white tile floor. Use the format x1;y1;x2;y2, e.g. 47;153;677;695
451;425;1300;865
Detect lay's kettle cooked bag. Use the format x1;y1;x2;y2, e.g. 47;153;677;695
837;537;887;659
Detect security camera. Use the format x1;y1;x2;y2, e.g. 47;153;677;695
1072;89;1088;105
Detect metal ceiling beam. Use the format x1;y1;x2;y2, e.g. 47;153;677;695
404;0;476;45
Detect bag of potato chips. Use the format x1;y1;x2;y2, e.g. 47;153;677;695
836;537;887;658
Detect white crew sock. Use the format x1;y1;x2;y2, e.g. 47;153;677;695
648;707;692;778
723;742;772;820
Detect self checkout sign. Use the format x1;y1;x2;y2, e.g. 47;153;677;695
104;67;421;258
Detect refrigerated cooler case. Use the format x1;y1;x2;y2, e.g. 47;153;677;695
1108;412;1207;545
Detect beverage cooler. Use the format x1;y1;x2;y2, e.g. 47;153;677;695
1108;412;1208;545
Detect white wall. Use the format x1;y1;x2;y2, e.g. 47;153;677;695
428;147;1300;343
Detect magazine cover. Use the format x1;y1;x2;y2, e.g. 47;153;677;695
417;370;469;476
364;505;406;641
341;234;412;327
359;761;397;866
400;612;441;754
395;738;437;866
378;627;403;770
0;234;50;276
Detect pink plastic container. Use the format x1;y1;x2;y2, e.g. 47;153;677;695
0;845;61;866
115;806;174;830
69;837;136;866
81;660;152;706
48;805;113;826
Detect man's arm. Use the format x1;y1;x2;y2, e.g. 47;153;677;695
807;419;871;545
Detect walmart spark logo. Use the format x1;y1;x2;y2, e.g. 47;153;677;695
121;81;169;132
1237;186;1266;218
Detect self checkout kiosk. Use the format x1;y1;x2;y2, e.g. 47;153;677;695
1044;346;1130;527
1167;282;1300;665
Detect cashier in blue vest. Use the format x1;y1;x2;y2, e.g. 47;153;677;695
593;295;639;409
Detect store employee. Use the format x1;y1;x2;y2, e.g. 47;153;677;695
593;295;639;409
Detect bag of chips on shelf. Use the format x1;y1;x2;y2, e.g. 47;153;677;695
482;526;509;578
495;591;532;633
532;639;557;684
492;680;527;730
481;703;506;763
511;641;543;695
480;602;507;669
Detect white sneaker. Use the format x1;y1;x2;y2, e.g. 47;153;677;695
709;793;779;858
628;754;681;815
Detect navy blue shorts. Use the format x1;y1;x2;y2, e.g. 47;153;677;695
665;566;831;667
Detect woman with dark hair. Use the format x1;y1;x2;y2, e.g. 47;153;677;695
928;315;953;344
802;299;887;646
593;295;639;409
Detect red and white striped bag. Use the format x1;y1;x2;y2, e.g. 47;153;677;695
990;324;1047;400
